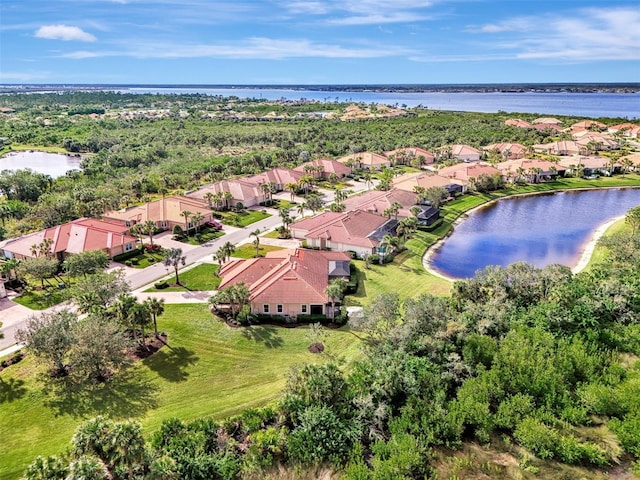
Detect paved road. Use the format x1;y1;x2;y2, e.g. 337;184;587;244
0;182;372;353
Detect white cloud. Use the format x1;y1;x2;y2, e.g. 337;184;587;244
281;0;433;25
35;25;97;42
58;37;412;60
473;7;640;61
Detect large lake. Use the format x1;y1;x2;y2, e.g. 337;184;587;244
0;151;81;178
429;188;640;279
125;87;638;119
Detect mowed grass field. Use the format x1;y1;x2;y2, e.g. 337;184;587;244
0;304;362;480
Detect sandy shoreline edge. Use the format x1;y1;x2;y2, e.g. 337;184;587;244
422;189;632;282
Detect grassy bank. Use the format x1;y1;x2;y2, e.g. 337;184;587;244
0;304;361;480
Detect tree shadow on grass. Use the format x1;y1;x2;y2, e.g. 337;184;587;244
0;376;27;403
144;345;199;382
42;368;159;419
241;325;284;349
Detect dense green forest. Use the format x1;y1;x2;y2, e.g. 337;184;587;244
0;91;619;239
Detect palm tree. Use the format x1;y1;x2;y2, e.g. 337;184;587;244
162;248;186;285
214;248;227;271
203;192;215;208
223;191;233;210
363;172;373;190
143;297;165;338
325;278;347;319
222;241;236;261
191;212;205;234
214;191;225;210
180;210;192;233
141;220;157;247
285;182;298;202
250;229;261;257
209;282;250;321
113;294;139;344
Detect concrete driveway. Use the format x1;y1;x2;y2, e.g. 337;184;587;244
0;299;35;350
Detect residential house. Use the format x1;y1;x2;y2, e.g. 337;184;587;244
437;163;501;185
532;140;583;156
103;195;214;231
188;179;262;208
245;167;304;192
290;209;393;259
384;147;435;167
483;143;528;160
609;123;640;138
342;188;419;219
443;144;482;162
570;120;606;132
337;152;391;170
504;119;532;129
218;248;351;318
532;123;564;133
532;117;562;125
574;133;618;152
558;156;622;176
0;218;138;261
394;172;465;196
496;159;565;183
294;159;351;179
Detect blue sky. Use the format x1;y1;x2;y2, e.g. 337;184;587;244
1;0;638;84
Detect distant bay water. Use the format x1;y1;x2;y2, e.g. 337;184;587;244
125;87;639;119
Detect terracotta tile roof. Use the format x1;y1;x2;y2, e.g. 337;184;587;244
532;123;563;132
303;210;390;249
219;248;351;305
290;211;344;233
558;155;621;170
394;172;465;192
532;140;582;155
483;143;528;159
337;152;390;168
189;179;261;203
342;188;418;218
449;144;481;156
437;163;500;181
504;119;532;128
532;117;562;125
245;167;304;186
496;159;562;175
293;159;351;176
104;195;212;224
571;120;606;130
384;147;435;164
1;218;137;258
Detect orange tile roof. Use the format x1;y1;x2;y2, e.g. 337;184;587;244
437;163;500;181
504;119;532;128
219;248;351;305
483;143;527;159
245;167;304;186
294;159;352;176
496;159;561;174
1;218;137;258
343;188;418;218
394;172;465;192
104;195;212;224
532;117;562;125
337;152;390;167
303;210;390;248
384;147;435;164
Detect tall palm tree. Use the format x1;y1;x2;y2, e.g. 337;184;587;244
285;182;298;202
222;241;236;261
250;229;261;257
191;212;205;234
143;297;165;338
162;248;186;285
203;192;215;208
141;220;157;247
180;210;192;232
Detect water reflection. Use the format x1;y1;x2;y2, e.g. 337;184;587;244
430;189;640;279
0;151;81;178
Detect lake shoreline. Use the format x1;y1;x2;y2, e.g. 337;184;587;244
422;186;639;281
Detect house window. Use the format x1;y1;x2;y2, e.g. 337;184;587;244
125;221;131;227
124;243;133;252
277;304;283;313
301;304;308;314
263;304;269;313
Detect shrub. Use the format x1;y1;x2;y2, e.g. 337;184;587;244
124;260;132;267
130;258;139;265
154;281;169;289
144;243;162;252
172;225;184;239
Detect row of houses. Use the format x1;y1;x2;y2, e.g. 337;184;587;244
0;195;214;261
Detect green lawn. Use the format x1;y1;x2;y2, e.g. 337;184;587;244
178;228;225;246
144;263;220;292
584;217;628;270
12;286;70;310
0;144;70;155
219;210;271;227
346;231;452;307
0;304;361;480
114;249;165;269
232;243;286;259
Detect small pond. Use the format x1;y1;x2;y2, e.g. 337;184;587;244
429;188;640;279
0;151;81;178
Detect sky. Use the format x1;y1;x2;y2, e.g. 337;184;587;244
1;0;639;85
